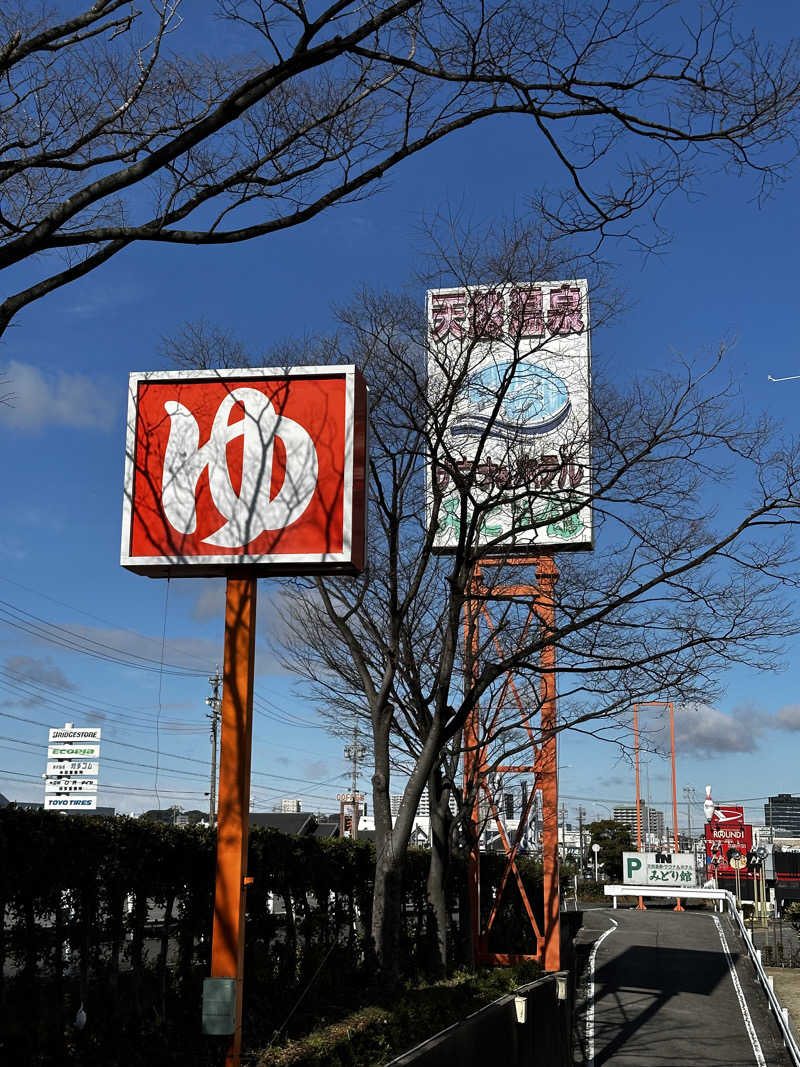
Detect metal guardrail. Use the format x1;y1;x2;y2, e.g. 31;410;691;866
603;884;728;908
726;890;800;1066
602;884;800;1065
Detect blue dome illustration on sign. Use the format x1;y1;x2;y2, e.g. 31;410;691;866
452;359;571;440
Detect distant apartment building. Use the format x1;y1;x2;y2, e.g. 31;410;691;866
764;794;800;836
390;789;457;818
280;798;302;813
613;801;666;843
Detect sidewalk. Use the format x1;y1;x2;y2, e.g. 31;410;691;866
768;969;800;1043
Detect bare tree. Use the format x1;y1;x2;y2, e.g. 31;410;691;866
161;215;800;974
271;235;800;977
2;0;799;334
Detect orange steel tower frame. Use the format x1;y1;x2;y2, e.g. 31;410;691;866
632;700;683;912
463;552;561;971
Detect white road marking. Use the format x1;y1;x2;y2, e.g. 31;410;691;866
713;913;767;1067
587;915;618;1067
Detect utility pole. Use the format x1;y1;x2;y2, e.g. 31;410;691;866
560;802;567;860
343;723;367;840
683;786;696;847
578;806;586;876
683;785;696;875
206;668;222;827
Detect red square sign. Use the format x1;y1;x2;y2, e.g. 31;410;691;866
705;806;753;878
121;366;367;576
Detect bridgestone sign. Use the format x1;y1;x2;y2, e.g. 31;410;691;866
48;727;101;741
43;724;101;810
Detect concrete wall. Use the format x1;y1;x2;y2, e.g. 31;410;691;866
386;973;572;1067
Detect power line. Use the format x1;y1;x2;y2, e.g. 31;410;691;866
0;712;347;790
0;574;213;669
0;599;208;676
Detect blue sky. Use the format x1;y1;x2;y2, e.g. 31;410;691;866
1;1;800;831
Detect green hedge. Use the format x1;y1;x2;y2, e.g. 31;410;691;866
0;809;546;1065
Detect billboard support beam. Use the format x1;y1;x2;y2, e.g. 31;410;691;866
536;554;561;971
463;553;561;972
209;577;257;1067
635;701;683;911
633;706;646;910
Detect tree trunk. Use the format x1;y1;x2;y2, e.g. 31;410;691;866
370;842;405;985
370;703;443;979
108;888;123;996
426;776;450;978
157;893;175;1024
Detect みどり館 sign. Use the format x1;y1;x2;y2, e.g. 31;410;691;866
121;366;367;576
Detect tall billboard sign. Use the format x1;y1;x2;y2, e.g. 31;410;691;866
705;805;753;877
121;366;368;576
427;281;592;554
121;363;369;1067
44;724;101;810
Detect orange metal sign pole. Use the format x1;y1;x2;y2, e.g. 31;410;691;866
633;704;646;910
535;554;561;971
668;701;684;911
210;577;258;1067
636;701;683;910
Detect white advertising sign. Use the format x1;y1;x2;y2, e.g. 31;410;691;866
47;743;101;760
623;851;697;888
45;777;98;794
427;280;592;553
48;727;101;742
46;760;99;777
44;796;98;811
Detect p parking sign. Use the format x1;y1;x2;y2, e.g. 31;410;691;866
625;855;643;882
622;851;697;887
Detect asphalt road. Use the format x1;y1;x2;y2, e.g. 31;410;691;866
576;907;793;1067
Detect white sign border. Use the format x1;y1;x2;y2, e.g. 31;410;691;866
426;279;593;556
120;364;365;574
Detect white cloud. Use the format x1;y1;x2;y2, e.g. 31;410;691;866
5;654;74;691
674;702;764;755
0;360;114;432
776;705;800;731
185;580;225;622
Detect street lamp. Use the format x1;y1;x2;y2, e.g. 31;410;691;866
592;842;601;882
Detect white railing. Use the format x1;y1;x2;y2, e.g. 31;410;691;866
602;885;800;1065
603;884;728;909
725;891;800;1065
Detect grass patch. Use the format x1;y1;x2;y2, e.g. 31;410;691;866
254;962;542;1066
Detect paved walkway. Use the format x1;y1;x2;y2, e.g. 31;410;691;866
575;908;793;1067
